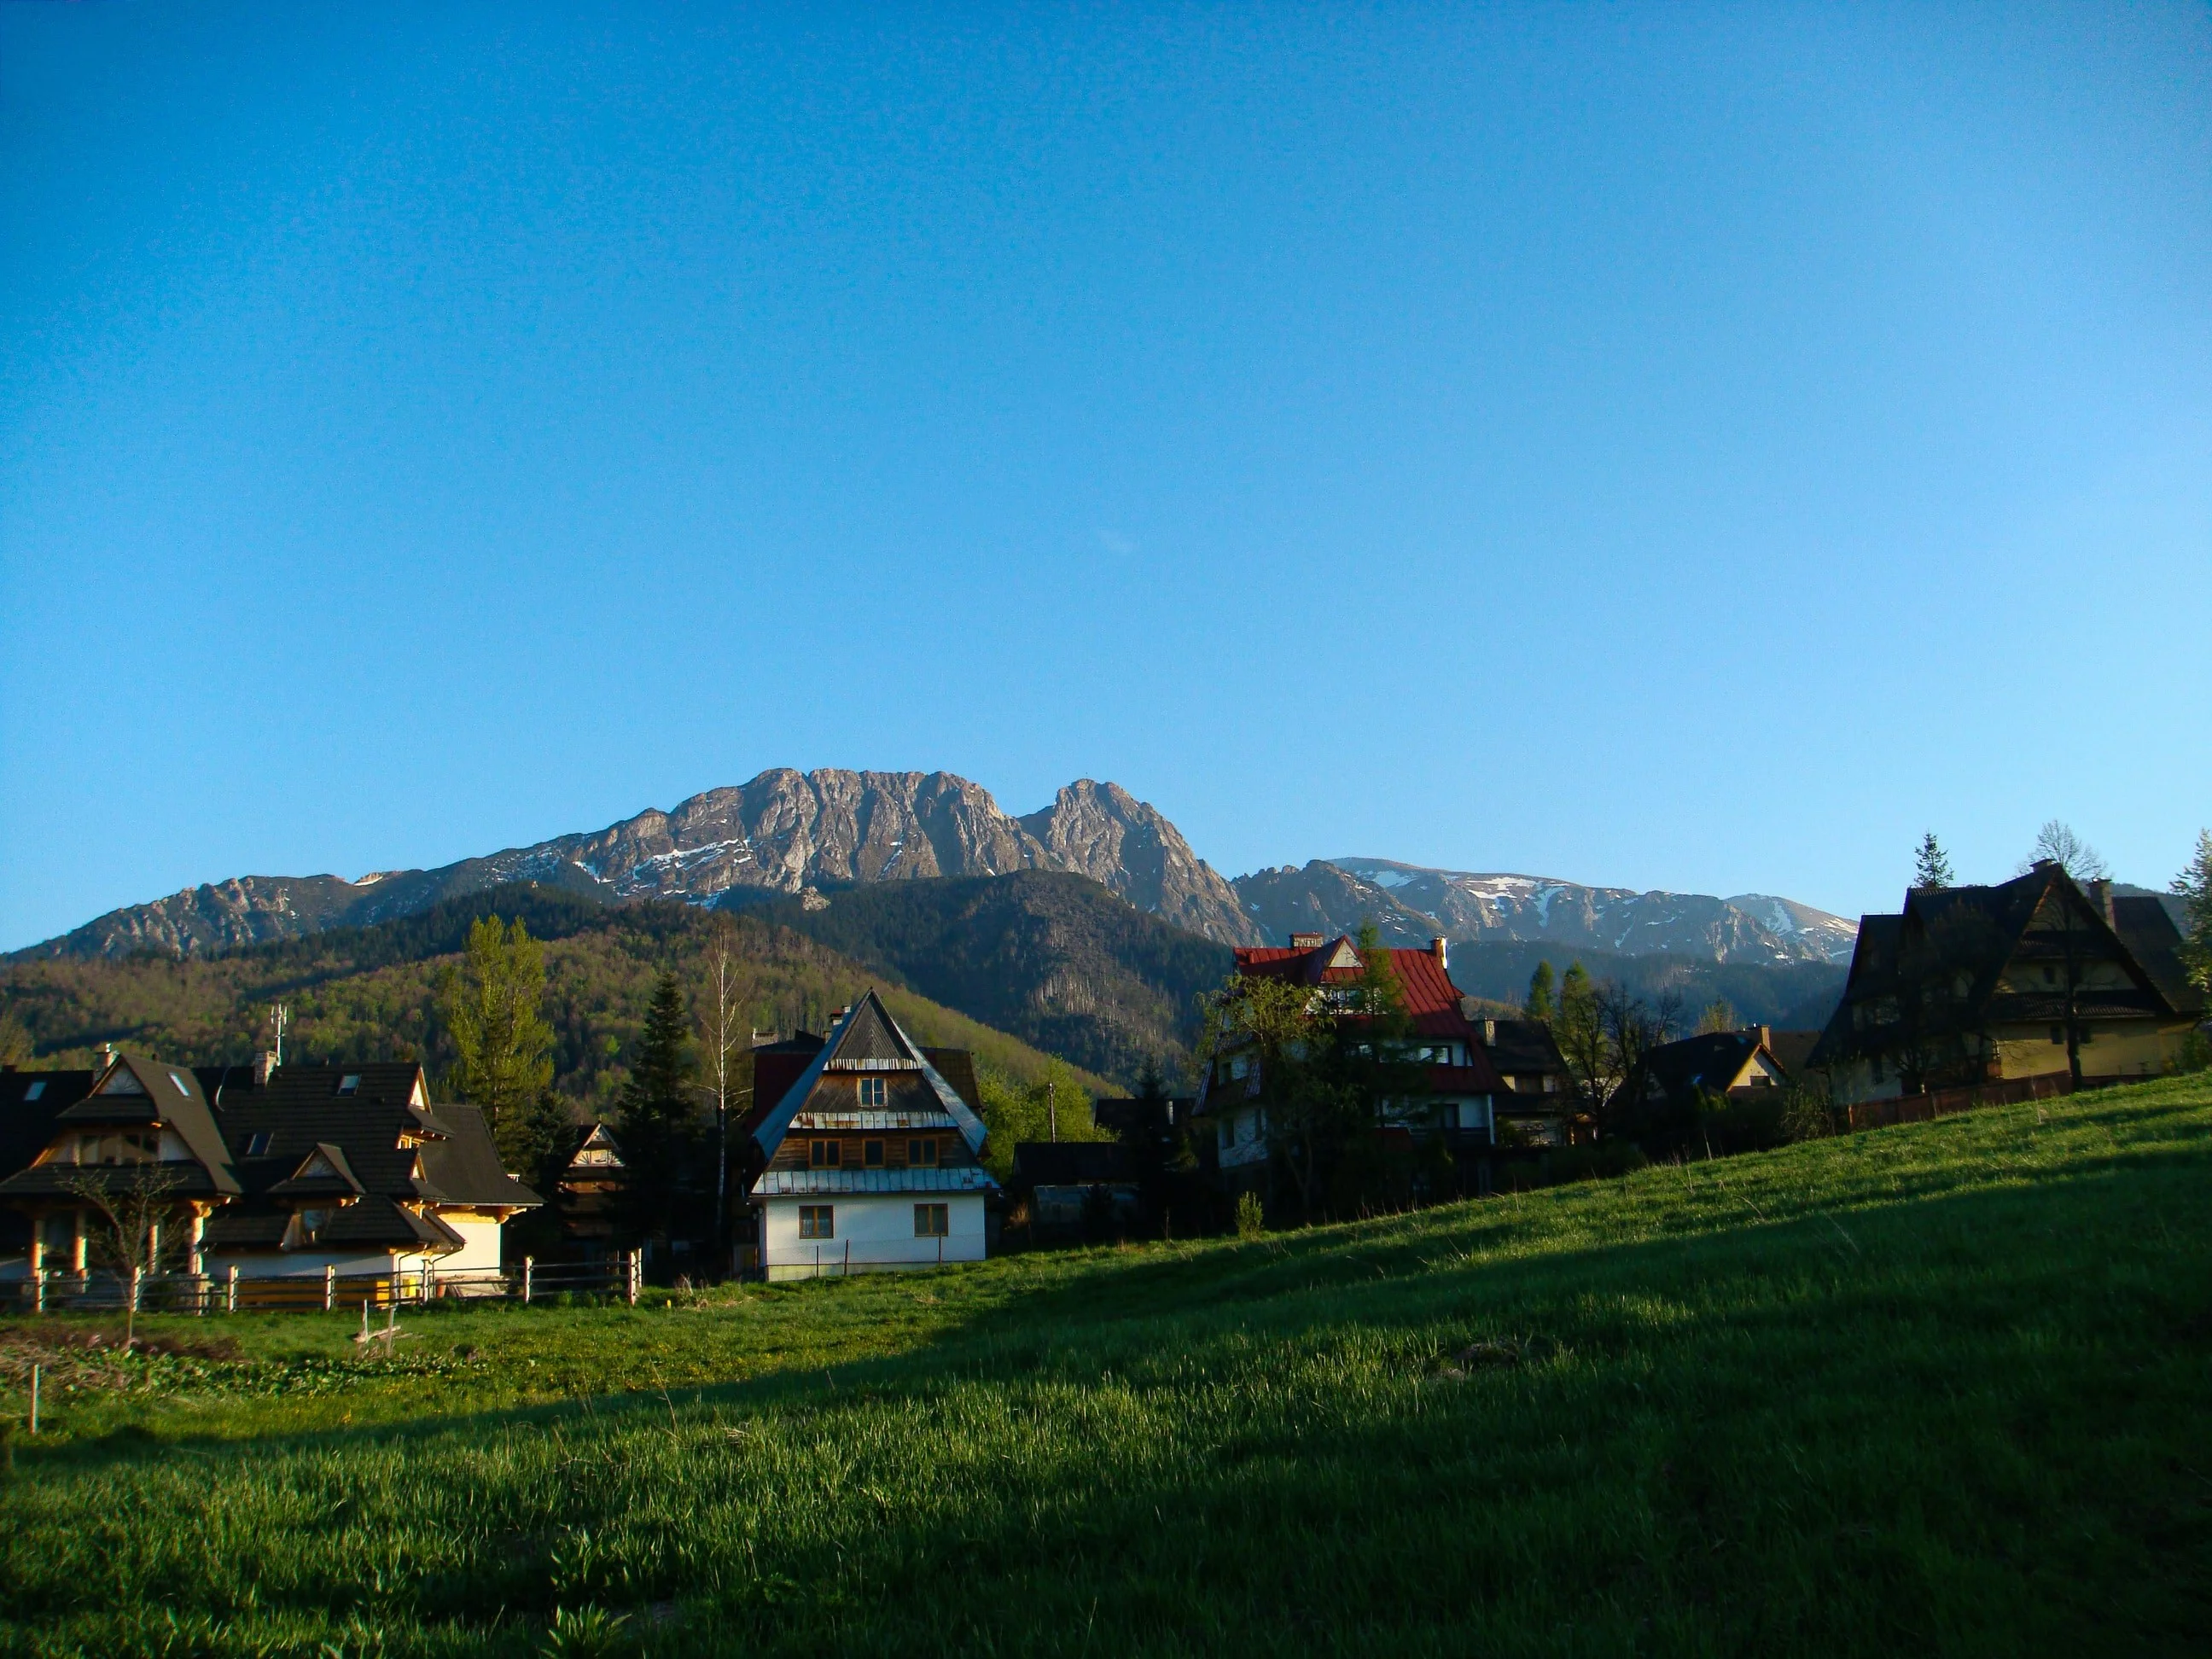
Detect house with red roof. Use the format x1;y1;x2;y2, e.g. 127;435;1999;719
1194;931;1505;1203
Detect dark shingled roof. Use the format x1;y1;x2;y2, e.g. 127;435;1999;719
1011;1142;1138;1187
1639;1031;1774;1103
1472;1015;1569;1078
2112;896;2204;1016
0;1057;538;1256
0;1069;92;1182
1768;1030;1824;1078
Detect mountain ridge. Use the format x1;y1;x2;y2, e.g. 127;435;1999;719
1231;857;1860;966
12;770;1259;961
15;767;1864;969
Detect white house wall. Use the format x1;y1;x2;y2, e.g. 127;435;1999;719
762;1193;985;1280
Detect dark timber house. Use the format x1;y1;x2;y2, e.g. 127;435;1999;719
745;991;998;1278
1808;864;2204;1104
0;1054;538;1287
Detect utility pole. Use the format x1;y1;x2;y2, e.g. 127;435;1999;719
1048;1080;1058;1143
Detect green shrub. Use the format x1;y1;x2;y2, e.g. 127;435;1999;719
1233;1190;1266;1239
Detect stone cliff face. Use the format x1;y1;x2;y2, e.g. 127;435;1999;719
1018;780;1260;946
556;770;1053;902
14;770;1256;959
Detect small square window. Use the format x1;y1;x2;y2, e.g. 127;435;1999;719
244;1131;273;1157
338;1074;361;1096
810;1139;841;1168
799;1205;834;1240
858;1076;887;1108
864;1138;885;1167
915;1202;949;1237
908;1137;939;1167
23;1080;44;1103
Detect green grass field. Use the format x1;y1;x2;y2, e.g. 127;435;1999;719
4;1076;2209;1656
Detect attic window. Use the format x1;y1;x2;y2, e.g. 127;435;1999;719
338;1074;361;1096
245;1132;273;1156
169;1070;193;1096
23;1081;44;1102
857;1077;887;1108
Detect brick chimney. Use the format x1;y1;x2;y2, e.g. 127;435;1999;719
1749;1024;1772;1053
2087;877;2116;925
254;1050;279;1086
1429;937;1449;969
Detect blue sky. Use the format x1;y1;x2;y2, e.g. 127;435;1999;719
3;3;2208;950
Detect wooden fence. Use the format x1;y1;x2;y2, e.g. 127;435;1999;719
8;1251;641;1315
1843;1070;2075;1132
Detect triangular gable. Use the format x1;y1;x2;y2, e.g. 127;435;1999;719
1324;938;1362;972
64;1055;242;1195
826;996;915;1064
752;991;991;1159
1731;1050;1783;1090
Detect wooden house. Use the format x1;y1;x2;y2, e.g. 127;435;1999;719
1194;934;1506;1192
549;1121;627;1262
0;1053;538;1286
1616;1027;1789;1117
745;991;998;1279
1469;1016;1576;1146
1809;864;2204;1104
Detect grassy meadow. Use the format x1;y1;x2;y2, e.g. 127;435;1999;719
3;1075;2209;1656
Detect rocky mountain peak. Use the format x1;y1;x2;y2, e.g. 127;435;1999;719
1017;781;1260;945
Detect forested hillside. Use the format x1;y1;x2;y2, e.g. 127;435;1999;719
0;884;1110;1115
1442;937;1847;1029
737;870;1234;1085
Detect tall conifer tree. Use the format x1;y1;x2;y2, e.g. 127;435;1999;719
614;972;699;1243
1524;960;1556;1024
440;915;557;1170
1913;833;1954;891
2174;829;2212;995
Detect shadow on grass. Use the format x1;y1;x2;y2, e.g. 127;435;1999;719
18;1137;2212;1485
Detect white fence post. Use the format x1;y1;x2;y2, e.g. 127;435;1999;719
323;1266;335;1313
225;1265;239;1314
522;1255;533;1306
626;1249;640;1306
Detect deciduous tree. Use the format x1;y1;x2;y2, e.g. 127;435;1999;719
2023;821;2108;882
696;923;754;1271
61;1165;188;1348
